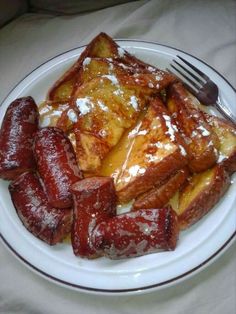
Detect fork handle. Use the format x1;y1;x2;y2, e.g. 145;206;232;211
215;97;236;126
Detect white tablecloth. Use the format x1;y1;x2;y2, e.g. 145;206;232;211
0;0;235;313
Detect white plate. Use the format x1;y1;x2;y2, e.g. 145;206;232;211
0;40;235;295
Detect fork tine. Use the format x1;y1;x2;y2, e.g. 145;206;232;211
177;55;209;81
170;64;201;91
173;59;205;85
166;68;198;97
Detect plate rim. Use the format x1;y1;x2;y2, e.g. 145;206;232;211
0;39;235;295
1;230;235;295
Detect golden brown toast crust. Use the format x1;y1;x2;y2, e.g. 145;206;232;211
45;33;175;173
132;167;189;210
54;57;174;134
177;165;230;229
167;82;220;173
47;32;171;102
47;33;117;102
75;57;175;94
205;113;236;174
69;76;151;172
115;97;188;203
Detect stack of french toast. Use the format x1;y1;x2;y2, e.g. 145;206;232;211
0;33;235;259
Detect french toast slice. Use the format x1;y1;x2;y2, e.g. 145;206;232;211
176;165;230;229
205;114;236;174
167;82;220;173
46;33;135;102
69;76;153;172
72;57;175;93
64;65;174;173
113;97;188;204
55;57;174;133
47;32;174;102
47;32;119;102
132;167;189;210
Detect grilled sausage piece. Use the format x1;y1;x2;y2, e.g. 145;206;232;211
0;97;39;180
9;171;72;245
92;206;179;259
71;177;116;258
34;127;83;208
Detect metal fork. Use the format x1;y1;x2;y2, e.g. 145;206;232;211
168;55;236;125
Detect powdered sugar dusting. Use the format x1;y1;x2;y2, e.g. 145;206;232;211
98;100;109;112
129;95;139;111
113;89;124;96
163;114;176;142
197;125;210;136
102;75;119;85
67;109;78;123
76;97;94;115
179;145;187;156
82;57;91;67
128;165;146;177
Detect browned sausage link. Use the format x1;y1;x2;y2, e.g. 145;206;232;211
92;206;179;259
71;177;117;258
0;97;39;180
34;127;83;208
9;171;72;245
